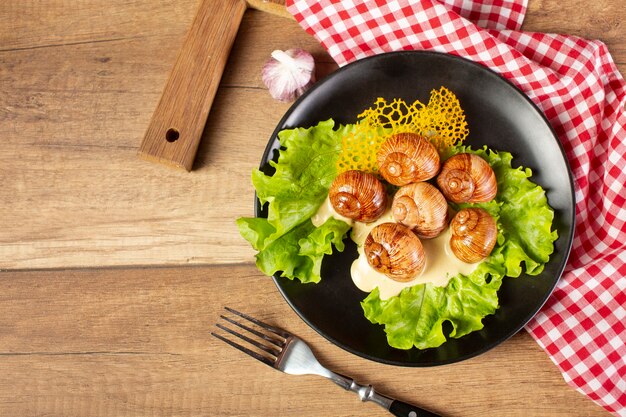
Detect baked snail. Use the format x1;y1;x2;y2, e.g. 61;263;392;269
364;222;426;282
449;208;497;263
329;170;387;223
376;132;440;186
392;182;448;239
436;153;497;203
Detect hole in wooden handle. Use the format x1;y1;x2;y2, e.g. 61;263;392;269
166;128;180;143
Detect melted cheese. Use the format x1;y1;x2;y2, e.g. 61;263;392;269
312;196;479;300
311;196;354;227
351;227;478;300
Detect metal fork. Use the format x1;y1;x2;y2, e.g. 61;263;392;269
212;307;442;417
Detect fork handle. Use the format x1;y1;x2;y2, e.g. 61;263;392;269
388;398;442;417
332;373;442;417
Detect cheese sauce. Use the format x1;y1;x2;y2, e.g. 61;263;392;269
311;196;353;227
312;196;479;300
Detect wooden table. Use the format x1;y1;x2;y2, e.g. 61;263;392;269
1;1;623;415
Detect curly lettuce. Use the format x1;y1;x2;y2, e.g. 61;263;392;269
450;146;558;277
236;120;353;283
361;261;503;350
237;120;558;349
362;146;557;349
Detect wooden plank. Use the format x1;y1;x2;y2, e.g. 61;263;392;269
0;12;322;269
0;89;269;268
525;0;626;64
0;0;198;51
0;265;611;416
248;0;291;19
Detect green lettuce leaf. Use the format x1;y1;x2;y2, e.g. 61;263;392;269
451;146;558;277
250;218;350;284
236;120;353;283
244;119;352;250
362;145;558;349
362;264;503;350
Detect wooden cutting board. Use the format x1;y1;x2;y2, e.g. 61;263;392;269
138;0;290;171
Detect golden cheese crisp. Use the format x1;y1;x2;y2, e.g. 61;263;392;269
337;86;469;174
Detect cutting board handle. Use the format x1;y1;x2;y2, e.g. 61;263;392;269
138;0;247;171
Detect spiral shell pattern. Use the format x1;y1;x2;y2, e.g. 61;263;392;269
329;170;387;223
364;222;426;282
436;153;497;203
392;182;448;239
376;133;440;186
449;208;497;263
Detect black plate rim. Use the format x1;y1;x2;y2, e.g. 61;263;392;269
254;50;575;367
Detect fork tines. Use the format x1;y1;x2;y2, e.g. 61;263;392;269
211;307;289;367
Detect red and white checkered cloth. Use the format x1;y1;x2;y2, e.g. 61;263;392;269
286;0;626;414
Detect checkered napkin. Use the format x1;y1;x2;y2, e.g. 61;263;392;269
286;0;626;414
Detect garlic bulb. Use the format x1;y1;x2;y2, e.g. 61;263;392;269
329;170;387;223
261;49;316;102
364;222;426;282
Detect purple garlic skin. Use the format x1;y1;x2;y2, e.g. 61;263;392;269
261;48;316;102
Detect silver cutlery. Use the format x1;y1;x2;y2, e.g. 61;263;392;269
212;307;442;417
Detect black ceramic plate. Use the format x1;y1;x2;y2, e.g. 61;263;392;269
256;51;575;366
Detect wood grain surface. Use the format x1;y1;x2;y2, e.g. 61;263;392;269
247;0;293;19
0;0;623;416
0;265;612;416
0;1;333;270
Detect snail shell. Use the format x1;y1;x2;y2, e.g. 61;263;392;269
364;222;426;282
392;182;448;239
436;153;497;203
449;208;497;263
329;170;387;223
376;133;440;186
